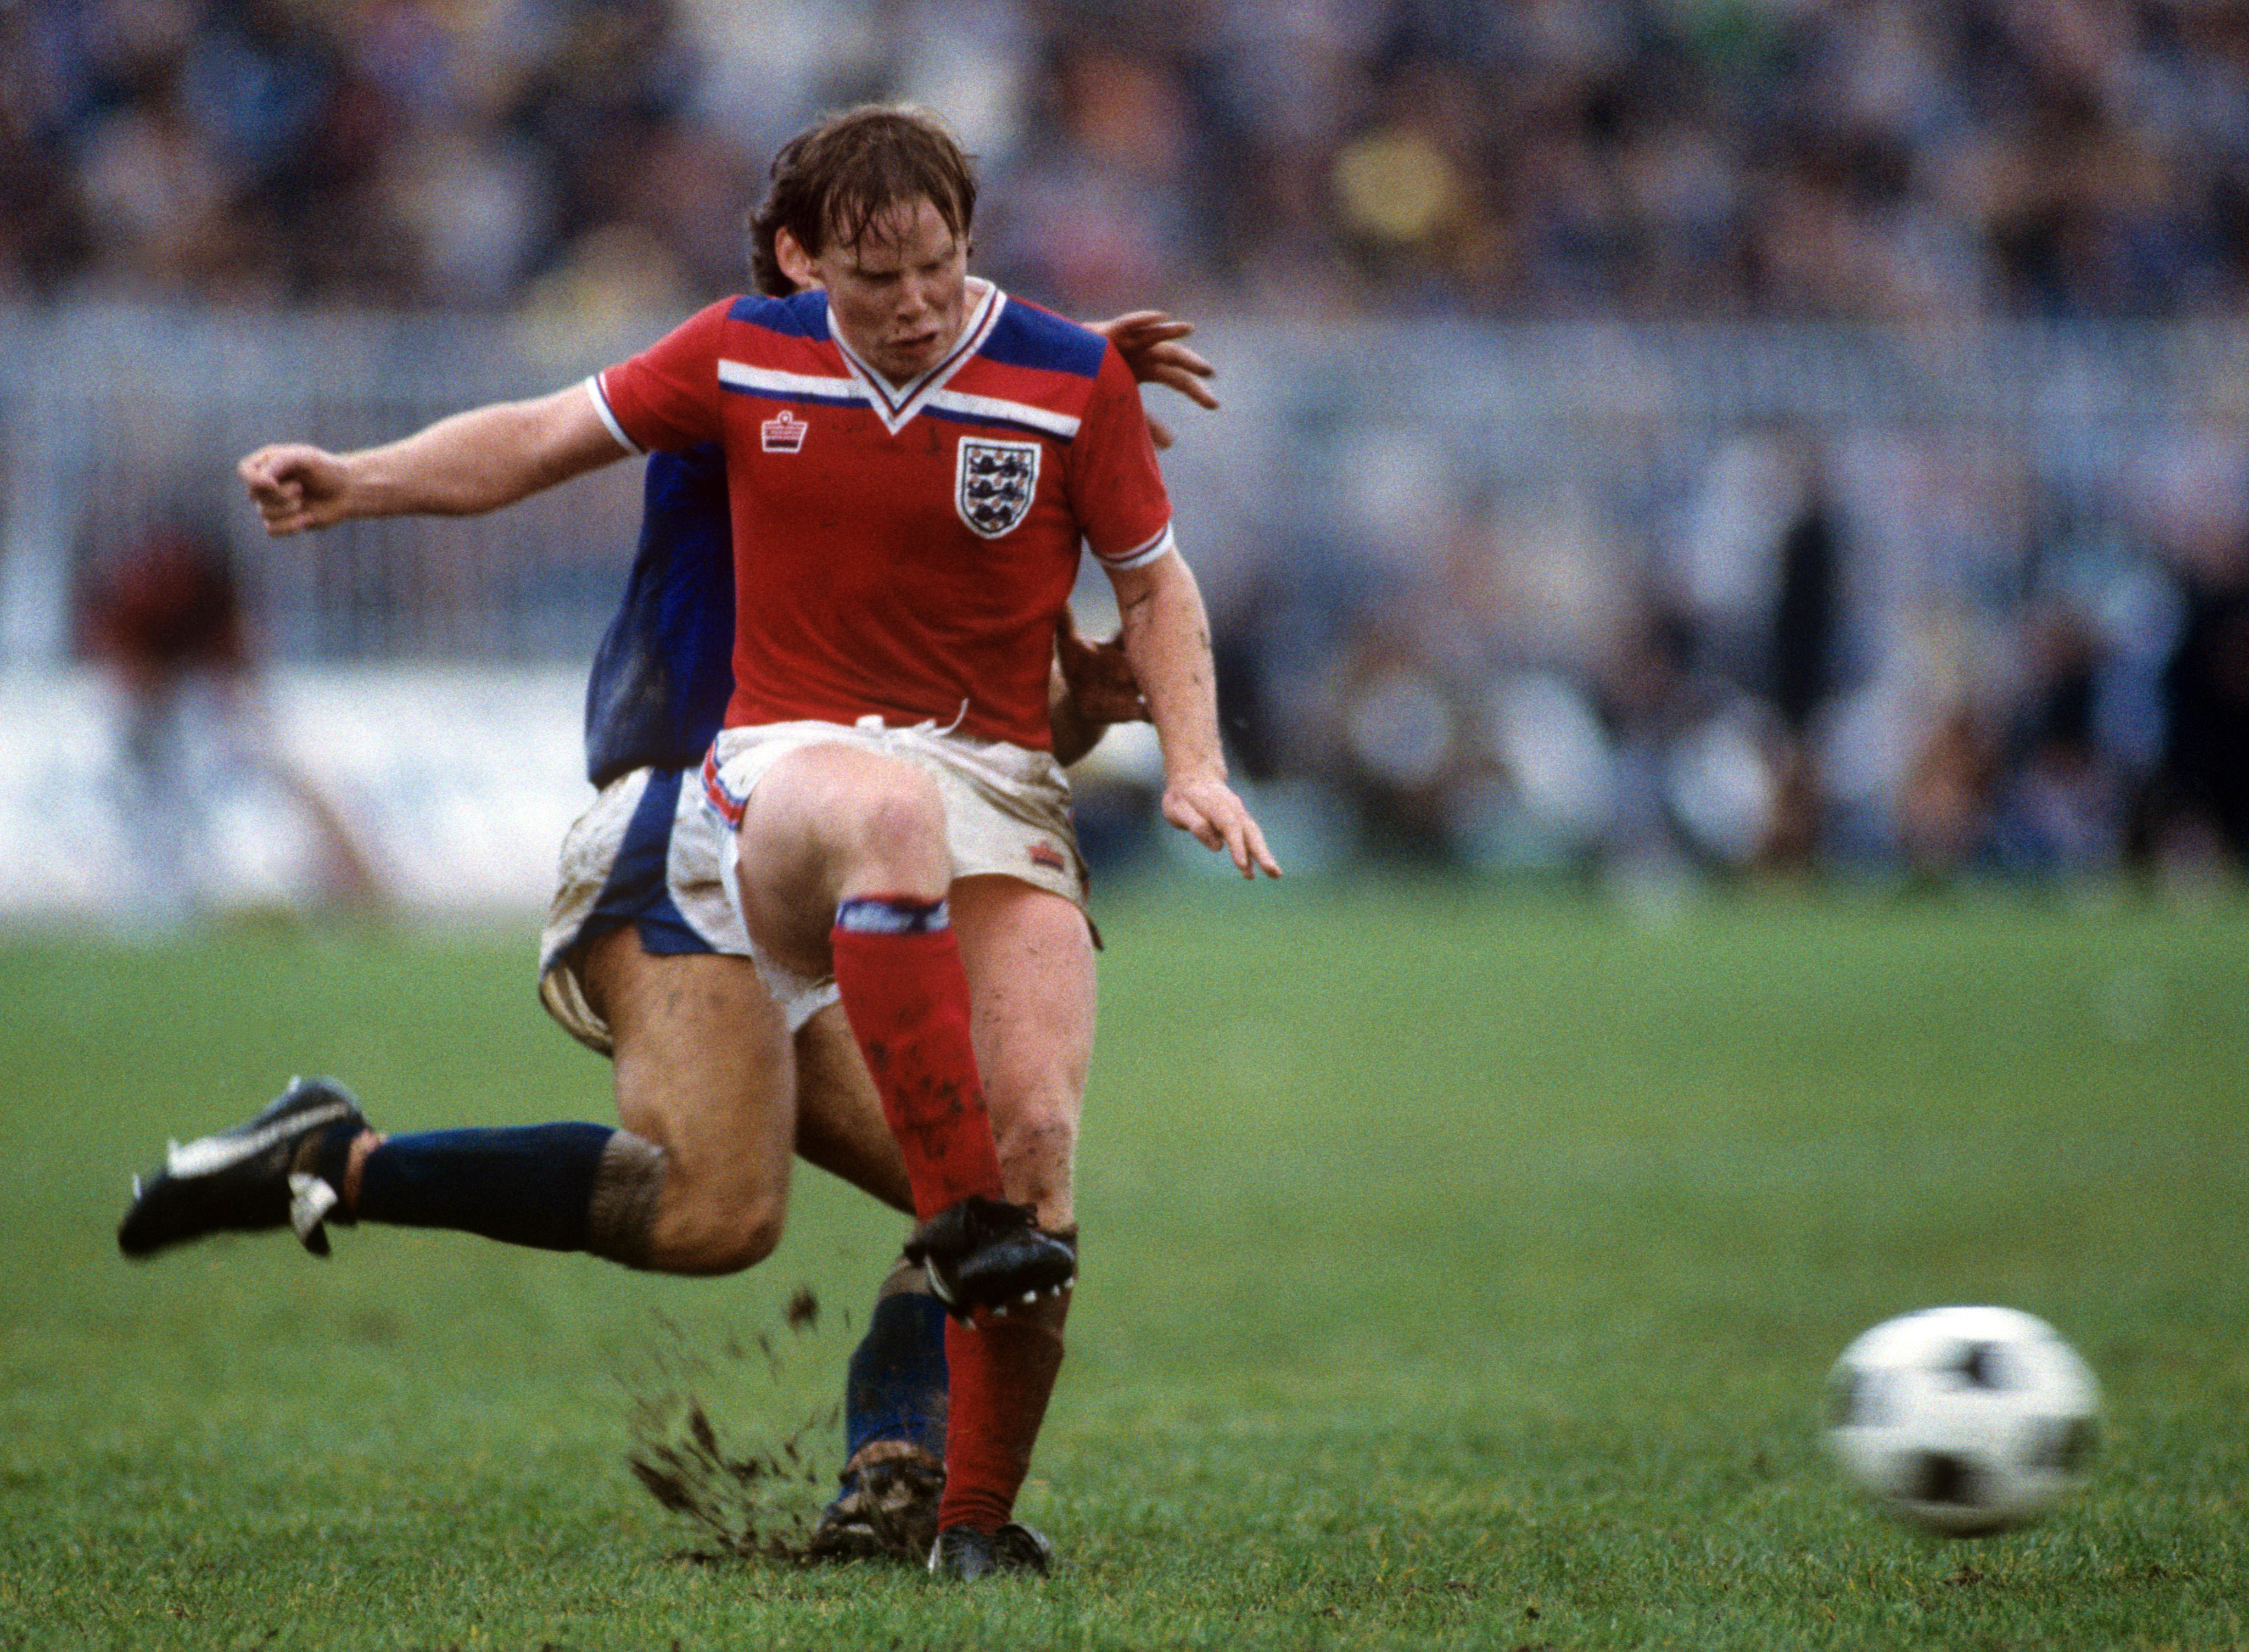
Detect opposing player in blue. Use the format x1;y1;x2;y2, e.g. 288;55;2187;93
118;310;1212;1564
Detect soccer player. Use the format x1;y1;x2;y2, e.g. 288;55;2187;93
536;460;1171;1563
531;366;1189;1560
529;304;1210;1561
222;103;1280;1579
115;315;1207;1563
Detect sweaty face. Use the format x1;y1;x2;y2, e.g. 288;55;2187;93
791;197;970;385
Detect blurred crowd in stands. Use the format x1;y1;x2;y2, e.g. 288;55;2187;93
5;0;2246;321
1213;416;2249;891
8;0;2247;889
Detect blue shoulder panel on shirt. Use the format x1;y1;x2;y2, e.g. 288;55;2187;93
980;300;1107;379
726;289;830;338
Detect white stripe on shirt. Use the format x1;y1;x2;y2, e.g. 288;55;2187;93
924;386;1082;440
717;360;862;402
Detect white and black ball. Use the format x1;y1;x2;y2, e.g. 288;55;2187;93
1826;1305;2100;1536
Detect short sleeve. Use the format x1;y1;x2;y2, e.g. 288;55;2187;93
591;300;731;454
1068;346;1175;571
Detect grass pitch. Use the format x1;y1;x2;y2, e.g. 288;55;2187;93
2;882;2245;1650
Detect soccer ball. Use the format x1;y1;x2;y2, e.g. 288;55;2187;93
1825;1306;2100;1536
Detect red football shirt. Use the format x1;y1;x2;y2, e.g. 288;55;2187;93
591;283;1174;750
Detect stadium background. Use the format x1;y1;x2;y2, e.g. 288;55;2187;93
2;0;2246;921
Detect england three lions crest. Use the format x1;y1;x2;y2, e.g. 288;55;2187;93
955;438;1041;538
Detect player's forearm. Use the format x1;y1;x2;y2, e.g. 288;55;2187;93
1112;550;1227;785
343;388;619;518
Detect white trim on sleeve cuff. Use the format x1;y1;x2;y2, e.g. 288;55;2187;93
585;374;643;456
1095;522;1176;572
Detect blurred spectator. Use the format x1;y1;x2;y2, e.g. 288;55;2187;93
77;524;385;922
2148;539;2249;870
1989;604;2126;876
1760;444;1845;867
2120;427;2249;880
1328;618;1467;864
1896;703;1998;882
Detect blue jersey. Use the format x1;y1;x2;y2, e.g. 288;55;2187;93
582;443;736;786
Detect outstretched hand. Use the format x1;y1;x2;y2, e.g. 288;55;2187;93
1163;772;1283;880
1090;310;1218;451
238;445;351;536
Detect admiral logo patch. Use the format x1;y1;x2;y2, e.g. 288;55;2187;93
1028;842;1068;873
762;410;808;453
956;438;1040;537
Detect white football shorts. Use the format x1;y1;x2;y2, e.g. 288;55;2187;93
700;714;1092;1016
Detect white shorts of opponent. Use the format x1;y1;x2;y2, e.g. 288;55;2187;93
538;764;797;1053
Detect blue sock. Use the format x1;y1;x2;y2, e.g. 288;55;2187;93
354;1123;616;1251
843;1283;950;1465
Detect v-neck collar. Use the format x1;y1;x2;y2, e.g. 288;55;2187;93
828;280;1005;435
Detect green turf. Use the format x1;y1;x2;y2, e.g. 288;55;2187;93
2;884;2245;1649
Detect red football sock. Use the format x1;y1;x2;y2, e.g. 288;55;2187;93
830;902;1006;1220
937;1290;1069;1533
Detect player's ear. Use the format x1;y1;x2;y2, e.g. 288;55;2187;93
775;226;823;292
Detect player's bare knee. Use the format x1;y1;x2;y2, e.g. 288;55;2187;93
844;771;949;888
590;1132;787;1275
649;1186;787;1275
685;1205;786;1274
